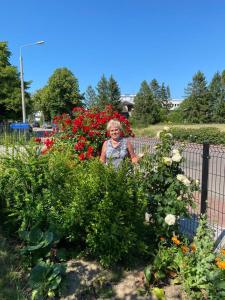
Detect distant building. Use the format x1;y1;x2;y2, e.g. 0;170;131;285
120;94;183;116
170;99;183;110
120;94;136;117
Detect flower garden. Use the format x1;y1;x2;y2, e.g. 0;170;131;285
0;106;225;299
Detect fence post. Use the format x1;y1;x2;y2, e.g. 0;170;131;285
200;143;210;214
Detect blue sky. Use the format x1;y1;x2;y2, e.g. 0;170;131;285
1;0;225;98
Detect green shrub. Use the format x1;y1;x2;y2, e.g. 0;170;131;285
0;144;76;233
138;128;198;240
171;127;225;145
144;217;225;299
61;159;147;266
0;144;147;267
178;217;225;300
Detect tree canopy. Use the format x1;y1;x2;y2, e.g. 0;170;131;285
84;85;97;108
32;67;83;120
179;71;210;123
0;41;30;121
132;80;161;125
95;74;121;111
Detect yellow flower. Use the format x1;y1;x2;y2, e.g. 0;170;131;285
190;243;196;252
216;260;225;270
181;245;189;253
172;236;180;245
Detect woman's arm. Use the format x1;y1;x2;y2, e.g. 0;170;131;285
127;140;139;163
100;140;107;163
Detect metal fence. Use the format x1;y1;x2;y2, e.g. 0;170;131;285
0;125;53;143
131;137;225;247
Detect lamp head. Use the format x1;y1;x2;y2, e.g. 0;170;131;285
36;41;45;45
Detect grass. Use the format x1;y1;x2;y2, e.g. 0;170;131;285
0;228;28;300
133;123;225;137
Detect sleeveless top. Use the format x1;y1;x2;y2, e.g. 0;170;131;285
105;138;128;168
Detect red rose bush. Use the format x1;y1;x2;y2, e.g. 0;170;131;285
37;105;134;159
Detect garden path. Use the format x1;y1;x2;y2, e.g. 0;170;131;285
60;259;182;300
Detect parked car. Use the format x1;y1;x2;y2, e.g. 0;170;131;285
43;123;53;129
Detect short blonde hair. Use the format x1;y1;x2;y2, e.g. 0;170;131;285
107;119;122;131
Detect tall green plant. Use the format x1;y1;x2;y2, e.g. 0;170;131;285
138;127;198;240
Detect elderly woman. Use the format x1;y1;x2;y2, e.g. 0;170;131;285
100;119;138;168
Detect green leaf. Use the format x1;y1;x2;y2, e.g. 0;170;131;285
215;281;225;290
144;265;152;283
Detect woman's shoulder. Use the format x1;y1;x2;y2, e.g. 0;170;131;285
103;139;110;148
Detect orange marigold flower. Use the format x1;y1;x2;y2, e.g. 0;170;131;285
220;248;225;255
160;237;165;241
190;243;196;252
181;245;189;253
216;260;225;270
172;236;180;245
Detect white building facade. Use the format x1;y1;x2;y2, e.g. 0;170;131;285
120;94;183;114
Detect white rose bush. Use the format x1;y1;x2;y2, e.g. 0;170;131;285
138;127;199;240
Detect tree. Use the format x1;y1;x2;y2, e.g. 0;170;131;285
149;79;161;100
208;72;222;120
84;85;97;108
160;83;172;111
212;70;225;122
180;71;210;123
166;85;171;100
33;68;83;120
132;80;161;125
0;41;30;121
96;75;109;109
108;75;121;111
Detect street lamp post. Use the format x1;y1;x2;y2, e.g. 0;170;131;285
19;41;45;123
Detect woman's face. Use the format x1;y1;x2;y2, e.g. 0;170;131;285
109;126;120;140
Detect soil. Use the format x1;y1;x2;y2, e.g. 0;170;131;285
60;259;184;300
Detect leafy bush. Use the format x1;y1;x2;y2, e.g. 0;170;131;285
0;144;147;267
137;127;198;240
0;144;76;234
179;217;225;300
171;127;225;145
144;217;225;299
19;227;66;300
29;261;65;300
61;159;147;266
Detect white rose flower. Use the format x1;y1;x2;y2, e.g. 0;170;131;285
177;174;190;186
165;214;176;225
172;149;180;155
176;174;185;182
163;157;172;166
165;133;173;138
194;179;200;186
156;131;162;138
152;164;158;172
183;178;191;186
172;153;182;162
145;212;150;222
163;126;170;131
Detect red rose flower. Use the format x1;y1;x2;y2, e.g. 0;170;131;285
78;152;86;160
